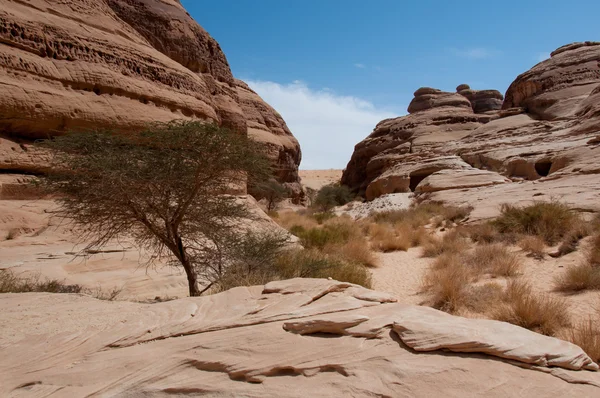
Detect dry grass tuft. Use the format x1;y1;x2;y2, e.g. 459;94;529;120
554;233;600;292
493;280;570;336
565;318;600;365
468;244;522;277
588;233;600;267
276;211;319;231
327;237;379;268
372;202;471;229
462;222;503;244
554;264;600;292
518;235;546;259
421;265;471;313
492;201;577;245
421;231;469;258
464;282;505;314
369;224;411;252
0;269;83;294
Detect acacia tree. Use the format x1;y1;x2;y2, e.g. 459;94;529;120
39;121;272;296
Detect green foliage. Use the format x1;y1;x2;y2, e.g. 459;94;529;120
0;270;83;294
212;233;372;293
291;220;355;249
251;179;288;211
38;121;272;296
313;184;354;212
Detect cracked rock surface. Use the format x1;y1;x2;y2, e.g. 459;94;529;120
1;278;599;397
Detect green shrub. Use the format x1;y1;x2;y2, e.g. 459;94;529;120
313;184;354;212
492;201;577;245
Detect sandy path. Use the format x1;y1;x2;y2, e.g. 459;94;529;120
370;248;431;305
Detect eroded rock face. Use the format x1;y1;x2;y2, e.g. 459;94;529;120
1;279;599;397
342;42;600;215
503;41;600;119
341;88;496;198
458;85;504;113
0;0;302;199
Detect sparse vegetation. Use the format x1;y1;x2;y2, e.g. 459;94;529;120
369;223;411;252
493;280;570;336
554;233;600;292
492;201;578;245
518;235;546;259
251;179;288;211
0;269;83;294
421;231;469;258
565;318;600;365
38;121;272;297
468;244;521;277
0;269;122;300
313;184;354;212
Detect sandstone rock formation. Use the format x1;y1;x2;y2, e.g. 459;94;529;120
1;278;599;397
342;86;498;200
0;0;302;200
457;84;504;113
342;42;600;217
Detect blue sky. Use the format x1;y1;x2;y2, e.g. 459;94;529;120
182;0;600;169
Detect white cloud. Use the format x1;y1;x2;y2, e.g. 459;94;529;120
354;63;366;69
449;47;499;59
246;80;399;170
535;52;550;62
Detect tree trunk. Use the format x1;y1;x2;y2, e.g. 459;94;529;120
182;259;201;297
173;233;201;297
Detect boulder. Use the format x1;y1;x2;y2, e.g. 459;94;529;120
458;88;504;113
407;87;473;114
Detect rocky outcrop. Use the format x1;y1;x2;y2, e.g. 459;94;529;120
0;0;302;200
235;79;303;197
503;41;600;119
341;87;497;198
342;42;600;216
457;84;504;113
1;278;599;397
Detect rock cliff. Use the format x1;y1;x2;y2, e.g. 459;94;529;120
342;42;600;217
0;0;302;200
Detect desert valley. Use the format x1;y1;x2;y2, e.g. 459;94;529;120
2;0;600;397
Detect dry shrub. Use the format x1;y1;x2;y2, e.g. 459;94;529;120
554;264;600;292
421;231;469;258
518;235;546;259
328;237;379;268
276;211;319;231
494;280;570;336
554;233;600;292
431;252;464;271
0;269;83;294
462;222;503;244
554;222;592;258
469;244;522;277
372;202;471;229
276;249;372;288
421;265;471;313
588;233;600;266
369;224;411;252
492;201;577;245
464;282;505;314
565;318;600;364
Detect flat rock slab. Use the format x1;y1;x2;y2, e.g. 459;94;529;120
1;278;599;397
